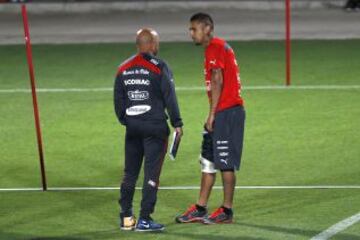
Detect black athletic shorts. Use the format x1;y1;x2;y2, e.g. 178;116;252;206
201;105;245;171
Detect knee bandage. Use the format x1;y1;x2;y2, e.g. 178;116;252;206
199;155;217;173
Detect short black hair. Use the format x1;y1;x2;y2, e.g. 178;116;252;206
190;12;214;30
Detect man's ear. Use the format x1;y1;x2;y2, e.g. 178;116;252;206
204;25;212;35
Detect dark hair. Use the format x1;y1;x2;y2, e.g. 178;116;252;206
190;12;214;30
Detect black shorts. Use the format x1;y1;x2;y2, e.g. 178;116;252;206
201;105;245;171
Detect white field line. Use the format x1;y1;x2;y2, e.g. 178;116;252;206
1;185;360;192
1;85;360;93
310;212;360;240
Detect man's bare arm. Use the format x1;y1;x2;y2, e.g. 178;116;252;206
206;68;223;131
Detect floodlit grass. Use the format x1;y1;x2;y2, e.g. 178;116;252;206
0;40;359;239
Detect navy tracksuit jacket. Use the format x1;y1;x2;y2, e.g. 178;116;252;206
114;52;183;219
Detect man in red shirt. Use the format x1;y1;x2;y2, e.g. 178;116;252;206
176;13;245;224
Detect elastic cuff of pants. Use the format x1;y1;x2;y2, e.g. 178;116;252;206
120;210;133;217
220;169;235;172
140;214;151;220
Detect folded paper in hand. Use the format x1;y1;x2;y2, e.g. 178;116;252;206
169;131;181;160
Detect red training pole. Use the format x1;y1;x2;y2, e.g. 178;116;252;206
285;0;291;86
21;4;47;191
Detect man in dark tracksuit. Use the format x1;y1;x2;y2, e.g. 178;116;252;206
114;28;183;232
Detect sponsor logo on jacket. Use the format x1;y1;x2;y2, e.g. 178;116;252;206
128;90;149;101
126;105;151;116
123;69;150;75
124;79;150;86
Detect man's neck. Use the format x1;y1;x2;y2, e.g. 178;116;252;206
139;51;154;56
203;35;213;47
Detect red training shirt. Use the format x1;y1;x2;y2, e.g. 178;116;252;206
204;37;244;112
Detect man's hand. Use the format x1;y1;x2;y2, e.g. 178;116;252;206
206;114;215;132
175;127;183;137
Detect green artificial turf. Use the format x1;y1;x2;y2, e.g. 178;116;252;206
0;40;359;239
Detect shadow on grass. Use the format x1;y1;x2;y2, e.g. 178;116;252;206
67;230;264;240
28;238;87;240
50;221;360;240
55;223;266;240
236;222;360;240
163;232;266;240
2;222;359;240
0;232;88;240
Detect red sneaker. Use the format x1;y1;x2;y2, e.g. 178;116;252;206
203;207;233;224
175;204;208;223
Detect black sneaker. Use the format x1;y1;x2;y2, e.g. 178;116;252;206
203;207;233;224
175;204;207;223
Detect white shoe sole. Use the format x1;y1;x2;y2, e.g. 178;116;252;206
134;227;165;232
120;226;135;231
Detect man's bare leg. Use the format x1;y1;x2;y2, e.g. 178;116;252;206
197;172;216;207
221;171;236;208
